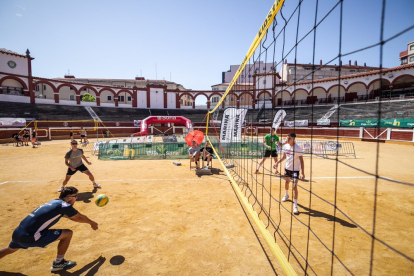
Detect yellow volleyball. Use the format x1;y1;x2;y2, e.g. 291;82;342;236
95;194;109;207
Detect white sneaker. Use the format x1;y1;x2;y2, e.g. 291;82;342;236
93;183;101;188
282;194;289;202
58;186;64;192
293;205;299;215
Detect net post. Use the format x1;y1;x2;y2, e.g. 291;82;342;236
205;113;210;137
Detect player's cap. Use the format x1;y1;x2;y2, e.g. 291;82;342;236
287;133;296;138
70;140;78;145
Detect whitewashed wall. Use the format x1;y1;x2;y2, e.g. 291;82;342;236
0;53;28;76
167;92;176;109
149;88;163;109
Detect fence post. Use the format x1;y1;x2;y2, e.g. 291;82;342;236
359;127;364;138
387;128;391;140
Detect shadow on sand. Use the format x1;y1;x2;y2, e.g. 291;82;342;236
297;203;357;228
76;188;98;203
52;256;106;276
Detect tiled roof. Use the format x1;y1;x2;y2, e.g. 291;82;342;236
0;48;32;59
33;76;188;91
400;50;408;58
284;62;381;70
290;63;414;86
53;77;173;84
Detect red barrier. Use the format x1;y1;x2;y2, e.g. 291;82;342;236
132;116;193;136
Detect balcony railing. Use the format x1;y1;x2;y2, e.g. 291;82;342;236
1;86;24;96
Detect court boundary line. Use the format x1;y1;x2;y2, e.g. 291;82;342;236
0;176;380;186
0;178;227;186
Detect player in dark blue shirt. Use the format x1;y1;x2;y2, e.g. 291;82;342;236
0;186;99;272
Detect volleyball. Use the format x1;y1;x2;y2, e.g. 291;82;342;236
95;194;109;207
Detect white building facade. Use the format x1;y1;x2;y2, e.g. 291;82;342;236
1;48;414;110
400;41;414;65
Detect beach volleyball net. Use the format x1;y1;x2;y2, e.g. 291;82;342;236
205;0;414;275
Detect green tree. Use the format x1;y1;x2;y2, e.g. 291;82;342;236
81;93;96;102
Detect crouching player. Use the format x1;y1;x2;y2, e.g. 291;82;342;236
0;186;99;272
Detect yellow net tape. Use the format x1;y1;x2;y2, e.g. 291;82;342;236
204;1;297;274
208;0;285;114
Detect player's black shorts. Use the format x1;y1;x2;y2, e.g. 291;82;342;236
285;169;300;179
264;150;277;158
66;164;89;175
9;227;62;249
81;135;86;138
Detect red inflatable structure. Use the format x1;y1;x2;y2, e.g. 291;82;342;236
132;116;193;136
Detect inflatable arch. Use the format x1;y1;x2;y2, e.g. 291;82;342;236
132;116;193;136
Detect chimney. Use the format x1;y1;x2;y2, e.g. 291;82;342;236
64;70;75;78
135;77;145;80
284;59;287;64
364;63;366;67
320;60;322;66
340;61;342;66
349;60;351;66
354;60;358;66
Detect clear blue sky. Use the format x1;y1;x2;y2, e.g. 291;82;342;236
1;0;413;99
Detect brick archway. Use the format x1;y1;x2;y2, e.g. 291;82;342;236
33;80;57;92
0;75;28;90
194;92;210;108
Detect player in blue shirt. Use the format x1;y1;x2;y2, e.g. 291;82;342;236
0;186;99;272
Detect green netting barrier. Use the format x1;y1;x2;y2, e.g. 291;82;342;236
98;141;265;160
97;138;356;160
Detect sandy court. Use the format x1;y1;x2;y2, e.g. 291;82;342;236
0;139;280;276
230;140;414;275
0;138;413;275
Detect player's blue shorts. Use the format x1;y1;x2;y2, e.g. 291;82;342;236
9;228;62;249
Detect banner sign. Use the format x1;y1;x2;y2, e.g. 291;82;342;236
317;119;330;126
220;108;248;142
0;118;26;127
340;118;414;128
272;110;286;130
284;120;308;127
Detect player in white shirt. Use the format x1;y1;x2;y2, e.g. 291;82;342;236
273;133;305;215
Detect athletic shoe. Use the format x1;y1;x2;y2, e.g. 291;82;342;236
57;186;64;192
51;259;77;271
93;183;101;188
293;206;299;215
282;194;289;202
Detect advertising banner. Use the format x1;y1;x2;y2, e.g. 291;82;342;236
0;118;26;127
284;120;308;127
340;118;414;128
272;110;286;130
317;119;330;126
220;108;248;142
